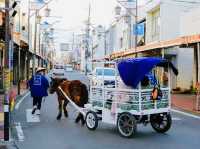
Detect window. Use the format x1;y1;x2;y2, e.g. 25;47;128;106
54;65;64;69
151;8;160;41
96;68;115;76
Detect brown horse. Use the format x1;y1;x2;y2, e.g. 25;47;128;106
49;78;88;125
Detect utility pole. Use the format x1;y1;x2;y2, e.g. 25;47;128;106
135;0;138;57
4;0;10;141
104;32;107;58
85;3;91;75
33;10;39;74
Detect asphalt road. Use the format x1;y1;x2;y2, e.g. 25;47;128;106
10;71;200;149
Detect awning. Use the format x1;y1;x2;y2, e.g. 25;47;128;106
117;57;178;88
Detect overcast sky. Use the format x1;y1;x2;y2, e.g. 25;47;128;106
45;0;146;50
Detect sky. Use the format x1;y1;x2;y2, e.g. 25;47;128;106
44;0;146;51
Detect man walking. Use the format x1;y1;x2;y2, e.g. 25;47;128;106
29;67;49;115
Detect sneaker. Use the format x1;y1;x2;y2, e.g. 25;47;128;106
32;106;37;115
36;109;40;115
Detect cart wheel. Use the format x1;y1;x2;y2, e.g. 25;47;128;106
117;112;137;138
85;111;98;131
150;113;172;133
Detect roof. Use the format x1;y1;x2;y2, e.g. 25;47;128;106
117;57;178;88
111;34;200;59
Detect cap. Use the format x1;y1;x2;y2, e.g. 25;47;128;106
36;67;46;73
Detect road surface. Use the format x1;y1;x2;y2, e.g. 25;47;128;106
10;71;200;149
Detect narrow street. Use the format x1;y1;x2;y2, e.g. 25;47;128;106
1;0;200;148
10;71;200;149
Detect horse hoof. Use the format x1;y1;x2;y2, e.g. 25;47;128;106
81;120;85;126
75;118;79;123
57;115;62;120
64;112;68;118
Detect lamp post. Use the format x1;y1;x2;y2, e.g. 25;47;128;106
85;3;91;75
33;10;41;74
135;0;138;57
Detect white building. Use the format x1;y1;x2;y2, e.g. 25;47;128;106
180;6;200;36
91;25;106;60
103;4;146;57
145;0;199;43
101;0;200;91
144;0;200;91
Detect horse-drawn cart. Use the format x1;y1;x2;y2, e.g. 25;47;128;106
59;57;178;138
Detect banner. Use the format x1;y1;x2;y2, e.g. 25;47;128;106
133;22;145;35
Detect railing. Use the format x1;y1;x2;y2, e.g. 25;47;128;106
90;86;170;114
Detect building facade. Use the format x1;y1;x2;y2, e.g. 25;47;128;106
105;0;200;91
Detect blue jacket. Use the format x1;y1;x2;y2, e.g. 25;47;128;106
29;73;49;97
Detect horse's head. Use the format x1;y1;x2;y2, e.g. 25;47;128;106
49;78;67;94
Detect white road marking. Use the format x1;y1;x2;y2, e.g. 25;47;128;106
26;109;40;123
172;117;182;121
171;109;200;120
15;122;24;141
15;92;30;110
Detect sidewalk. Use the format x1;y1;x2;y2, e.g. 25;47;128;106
171;94;200;115
0;80;28;140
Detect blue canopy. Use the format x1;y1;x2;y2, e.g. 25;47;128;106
117;57;178;88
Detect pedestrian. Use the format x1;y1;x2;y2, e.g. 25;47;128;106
28;67;49;115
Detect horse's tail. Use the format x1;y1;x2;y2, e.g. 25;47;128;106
81;83;89;104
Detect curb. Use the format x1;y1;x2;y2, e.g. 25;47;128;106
172;106;200;117
14;91;30;111
15;90;29;101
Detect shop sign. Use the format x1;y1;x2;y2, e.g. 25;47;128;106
4;69;11;91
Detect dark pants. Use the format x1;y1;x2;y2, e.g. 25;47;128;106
33;97;43;110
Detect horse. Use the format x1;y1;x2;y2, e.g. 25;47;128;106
49;78;88;125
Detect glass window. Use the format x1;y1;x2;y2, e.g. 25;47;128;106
54;65;64;69
96;69;103;75
151;8;160;41
96;69;115;76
